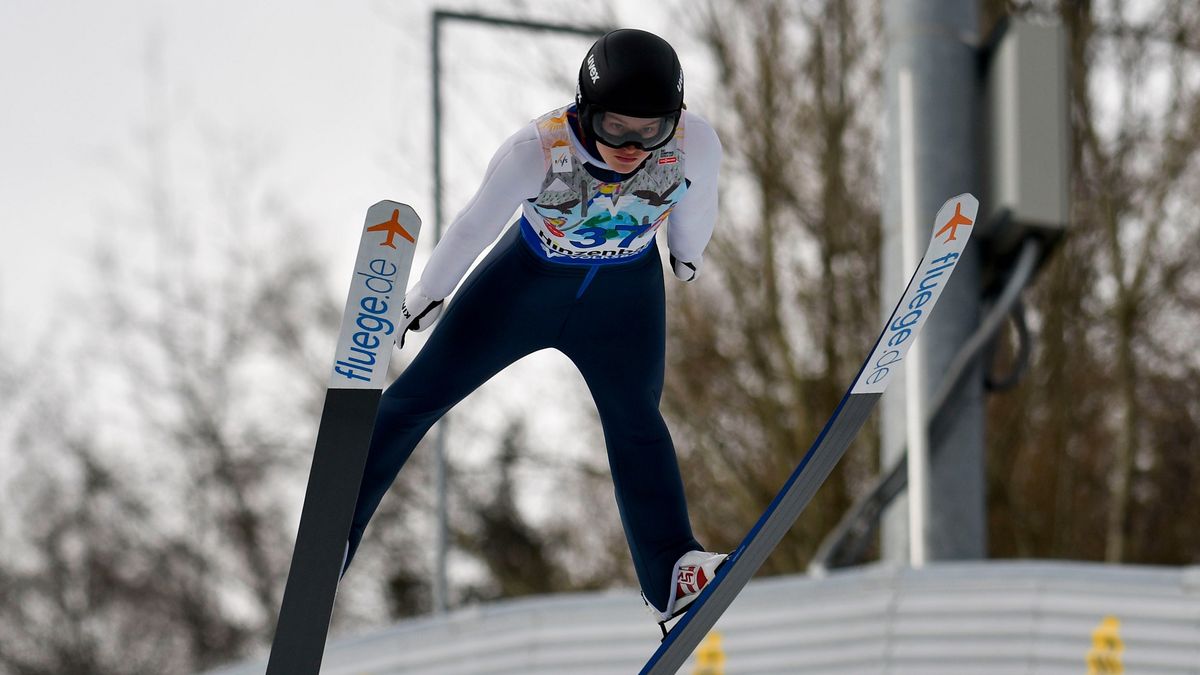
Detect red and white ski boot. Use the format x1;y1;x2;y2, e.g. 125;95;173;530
645;550;728;637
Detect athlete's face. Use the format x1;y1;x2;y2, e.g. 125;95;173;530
593;112;654;172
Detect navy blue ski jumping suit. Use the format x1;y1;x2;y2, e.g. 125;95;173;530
346;105;721;612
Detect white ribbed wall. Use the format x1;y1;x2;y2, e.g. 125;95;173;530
207;561;1200;674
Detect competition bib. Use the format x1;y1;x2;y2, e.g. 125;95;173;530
522;106;688;265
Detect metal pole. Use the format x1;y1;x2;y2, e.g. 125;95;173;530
898;65;931;566
427;10;609;616
881;0;985;564
429;11;449;617
434;10;611;38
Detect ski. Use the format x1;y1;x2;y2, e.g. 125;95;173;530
266;201;421;675
641;194;978;674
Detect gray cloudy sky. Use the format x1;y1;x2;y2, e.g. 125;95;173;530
0;0;703;521
1;0;405;352
0;0;698;357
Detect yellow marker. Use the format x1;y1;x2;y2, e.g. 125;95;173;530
1086;615;1124;674
692;631;725;675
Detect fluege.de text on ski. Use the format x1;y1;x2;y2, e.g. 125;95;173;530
333;258;399;384
851;195;976;396
861;250;961;388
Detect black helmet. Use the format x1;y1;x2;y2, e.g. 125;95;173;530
576;29;684;151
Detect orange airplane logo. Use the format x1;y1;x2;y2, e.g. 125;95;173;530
368;208;416;249
935;201;973;242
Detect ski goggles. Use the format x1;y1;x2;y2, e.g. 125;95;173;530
587;109;680;151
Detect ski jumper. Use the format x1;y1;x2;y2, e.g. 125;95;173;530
347;105;721;612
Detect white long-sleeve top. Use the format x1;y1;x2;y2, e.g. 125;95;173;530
416;109;721;300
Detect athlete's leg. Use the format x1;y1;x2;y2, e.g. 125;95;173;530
557;252;702;612
345;228;560;570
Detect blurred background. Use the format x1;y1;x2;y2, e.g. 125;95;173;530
1;0;1198;673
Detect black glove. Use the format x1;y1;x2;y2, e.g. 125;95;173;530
669;253;700;282
399;283;445;347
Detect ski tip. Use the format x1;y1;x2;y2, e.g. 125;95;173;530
362;201;423;246
368;200;421;224
928;193;978;248
850;192;979;397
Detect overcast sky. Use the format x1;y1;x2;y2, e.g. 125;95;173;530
0;0;702;351
2;1;398;351
0;0;709;528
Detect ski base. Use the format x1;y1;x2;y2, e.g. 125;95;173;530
266;388;380;674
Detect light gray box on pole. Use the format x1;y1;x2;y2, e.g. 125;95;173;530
982;19;1071;251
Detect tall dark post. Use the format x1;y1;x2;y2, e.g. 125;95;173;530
880;0;986;564
428;9;449;617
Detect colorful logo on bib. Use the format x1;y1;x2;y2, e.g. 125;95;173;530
568;211;654;249
542;216;567;237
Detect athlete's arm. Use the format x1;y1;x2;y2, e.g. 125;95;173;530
666;112;722;276
414;123;545;300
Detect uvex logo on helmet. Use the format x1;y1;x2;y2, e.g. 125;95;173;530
587;53;600;84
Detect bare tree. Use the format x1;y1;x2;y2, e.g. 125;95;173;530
658;0;883;572
668;0;1200;573
0;34;405;668
0;163;346;675
981;0;1200;564
0;399;191;675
